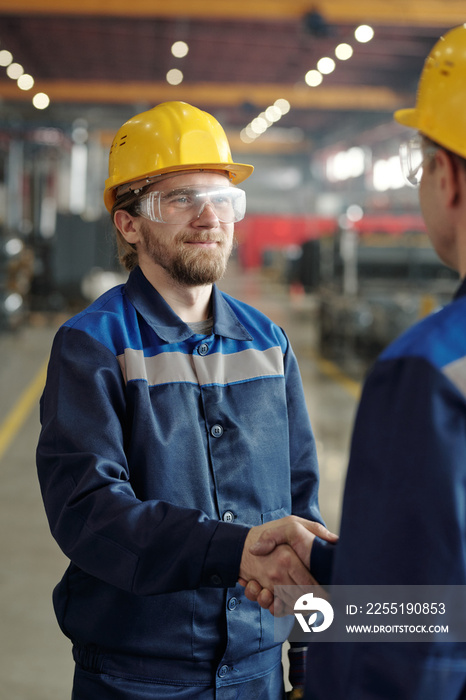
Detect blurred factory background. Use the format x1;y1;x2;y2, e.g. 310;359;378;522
0;0;461;357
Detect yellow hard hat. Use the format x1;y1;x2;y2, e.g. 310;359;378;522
104;101;254;211
394;24;466;159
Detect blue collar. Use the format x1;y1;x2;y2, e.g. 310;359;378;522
124;266;252;344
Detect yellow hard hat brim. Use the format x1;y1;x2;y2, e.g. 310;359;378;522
394;108;419;129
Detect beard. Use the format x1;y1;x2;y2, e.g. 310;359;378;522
139;222;234;286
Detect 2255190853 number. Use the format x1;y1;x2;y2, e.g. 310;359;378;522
365;602;446;615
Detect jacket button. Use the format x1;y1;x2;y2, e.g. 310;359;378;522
218;664;229;678
211;424;223;438
198;343;209;356
228;597;238;610
211;574;222;585
222;510;234;522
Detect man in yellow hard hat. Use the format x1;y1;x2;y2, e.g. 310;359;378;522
36;101;335;699
245;25;466;699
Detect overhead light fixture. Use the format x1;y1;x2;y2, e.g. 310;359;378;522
0;49;13;67
274;98;290;115
317;57;335;74
265;105;282;122
6;62;24;80
305;69;323;87
335;43;353;60
243;21;371;141
0;43;50;108
240;98;292;143
166;68;183;85
17;73;34;91
171;41;189;58
355;25;374;43
32;93;50;110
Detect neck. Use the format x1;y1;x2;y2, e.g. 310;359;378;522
139;262;213;322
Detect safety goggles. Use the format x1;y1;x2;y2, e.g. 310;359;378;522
136;185;246;225
399;133;438;187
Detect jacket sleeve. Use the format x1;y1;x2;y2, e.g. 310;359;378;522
36;326;249;596
306;356;466;700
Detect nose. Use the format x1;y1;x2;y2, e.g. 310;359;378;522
194;200;219;226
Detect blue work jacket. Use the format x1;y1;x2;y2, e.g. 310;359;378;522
306;278;466;700
37;265;322;687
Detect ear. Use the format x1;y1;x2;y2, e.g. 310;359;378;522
114;209;140;245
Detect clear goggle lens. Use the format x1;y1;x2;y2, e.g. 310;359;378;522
399;134;438;187
136;185;246;224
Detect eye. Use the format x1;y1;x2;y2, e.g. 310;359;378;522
165;192;194;207
212;194;232;206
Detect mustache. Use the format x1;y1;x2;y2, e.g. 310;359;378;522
178;233;223;243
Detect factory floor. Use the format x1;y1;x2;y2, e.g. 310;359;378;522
0;264;361;699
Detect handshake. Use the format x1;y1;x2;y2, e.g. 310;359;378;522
238;516;338;616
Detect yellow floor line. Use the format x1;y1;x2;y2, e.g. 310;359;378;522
0;358;48;462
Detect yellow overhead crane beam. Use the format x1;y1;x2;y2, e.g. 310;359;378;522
0;0;462;26
0;80;409;111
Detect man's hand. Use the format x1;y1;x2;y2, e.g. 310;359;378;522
238;516;338;615
248;515;337;563
239;518;317;589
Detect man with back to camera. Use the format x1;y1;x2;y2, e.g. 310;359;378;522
244;24;466;699
36;100;337;699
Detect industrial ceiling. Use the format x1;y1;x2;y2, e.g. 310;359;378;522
0;1;462;153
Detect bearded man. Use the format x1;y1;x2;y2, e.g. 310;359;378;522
36;101;334;700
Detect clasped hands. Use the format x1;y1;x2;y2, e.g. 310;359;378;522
238;516;338;616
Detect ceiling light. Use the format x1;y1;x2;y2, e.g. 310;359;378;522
240;129;255;144
258;111;273;127
171;41;189;58
166;68;183;85
251;117;268;134
335;43;353;60
317;57;335;74
6;62;24;79
0;49;13;66
305;69;323;87
265;105;282;122
355;25;374;43
32;92;50;110
17;73;34;90
274;98;290;115
243;99;292;143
